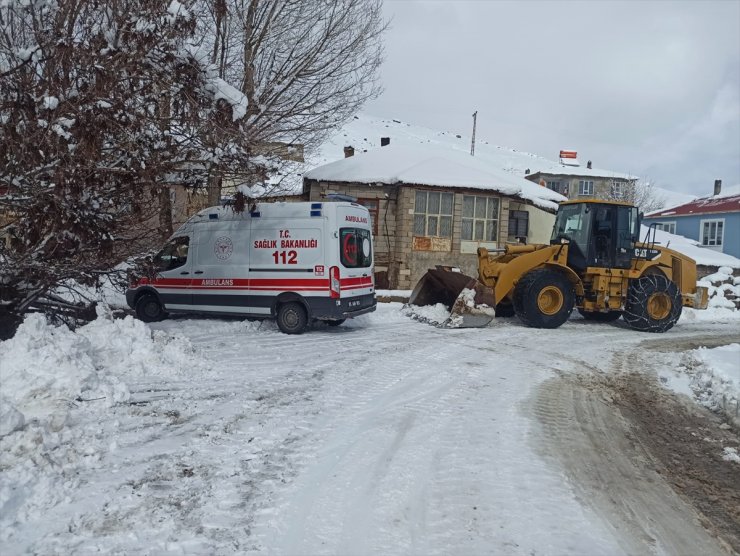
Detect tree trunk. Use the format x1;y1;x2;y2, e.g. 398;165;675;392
207;170;223;207
159;187;173;239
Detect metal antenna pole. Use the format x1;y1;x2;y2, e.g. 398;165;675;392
471;111;477;156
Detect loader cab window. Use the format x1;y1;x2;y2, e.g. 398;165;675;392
551;203;591;270
591;206;614;266
153;236;189;271
614;206;639;269
340;228;372;268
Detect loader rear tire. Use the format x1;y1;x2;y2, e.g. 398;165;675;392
622;275;681;333
513;269;574;329
578;308;622;322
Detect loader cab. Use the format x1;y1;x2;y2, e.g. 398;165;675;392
551;201;639;271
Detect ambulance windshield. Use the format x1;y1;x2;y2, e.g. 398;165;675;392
340;228;372;268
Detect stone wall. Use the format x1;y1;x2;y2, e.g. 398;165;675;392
304;179;559;290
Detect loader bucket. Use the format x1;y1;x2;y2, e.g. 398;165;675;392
408;267;496;328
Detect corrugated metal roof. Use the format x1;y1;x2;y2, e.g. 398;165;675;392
647;194;740;217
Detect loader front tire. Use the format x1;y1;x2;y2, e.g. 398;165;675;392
513;269;574;329
622;275;681;333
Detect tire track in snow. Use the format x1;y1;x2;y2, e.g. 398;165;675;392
531;354;729;556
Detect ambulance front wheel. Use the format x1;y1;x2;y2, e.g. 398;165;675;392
276;302;308;334
135;294;167;323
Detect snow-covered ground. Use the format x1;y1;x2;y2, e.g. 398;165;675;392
1;303;739;554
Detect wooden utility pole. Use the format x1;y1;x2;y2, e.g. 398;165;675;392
471;111;477;156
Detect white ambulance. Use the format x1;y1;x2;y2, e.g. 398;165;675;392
126;201;376;334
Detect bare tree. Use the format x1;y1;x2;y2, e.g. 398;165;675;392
192;0;387;203
606;179;667;213
0;0;220;335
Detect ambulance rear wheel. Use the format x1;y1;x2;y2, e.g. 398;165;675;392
326;319;346;326
135;294;167;323
276;302;308;334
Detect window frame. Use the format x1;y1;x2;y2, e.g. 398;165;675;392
461;194;500;242
339;227;373;268
578;180;594;196
413;190;454;238
700;218;724;248
653;221;676;235
610;180;627;199
357;198;379;236
546;180;562;194
508;209;529;240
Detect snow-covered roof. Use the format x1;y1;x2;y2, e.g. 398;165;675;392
644;225;740;268
647;184;740;217
304;144;567;211
528;161;636;180
310;115;637;182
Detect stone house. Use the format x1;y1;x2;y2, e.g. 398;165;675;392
525;150;637;201
303;144;566;289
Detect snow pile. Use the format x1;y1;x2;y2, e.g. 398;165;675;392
698;266;740;310
0;312;129;437
723;447;740;463
0;308;210;540
402;302;452;326
676;343;740;426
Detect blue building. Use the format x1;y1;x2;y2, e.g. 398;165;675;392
644;183;740;259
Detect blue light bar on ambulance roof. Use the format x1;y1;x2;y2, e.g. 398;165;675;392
209;213;218;220
311;203;322;209
310;210;321;217
251;212;261;217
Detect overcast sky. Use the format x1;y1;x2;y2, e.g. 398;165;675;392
364;0;740;196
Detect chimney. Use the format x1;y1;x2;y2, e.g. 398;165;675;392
344;146;354;158
587;160;592;169
381;137;390;147
525;168;530;175
714;179;722;196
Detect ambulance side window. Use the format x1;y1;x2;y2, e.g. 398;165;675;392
153;236;190;271
340;228;372;268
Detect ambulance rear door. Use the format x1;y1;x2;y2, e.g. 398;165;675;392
336;204;374;299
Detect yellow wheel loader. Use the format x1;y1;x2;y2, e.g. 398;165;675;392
409;200;709;332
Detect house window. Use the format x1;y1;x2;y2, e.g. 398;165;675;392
414;190;453;237
462;195;499;241
611;181;627;199
509;210;529;240
358;198;379;235
546;181;562;194
701;219;724;247
654;221;676;235
578;180;594;196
